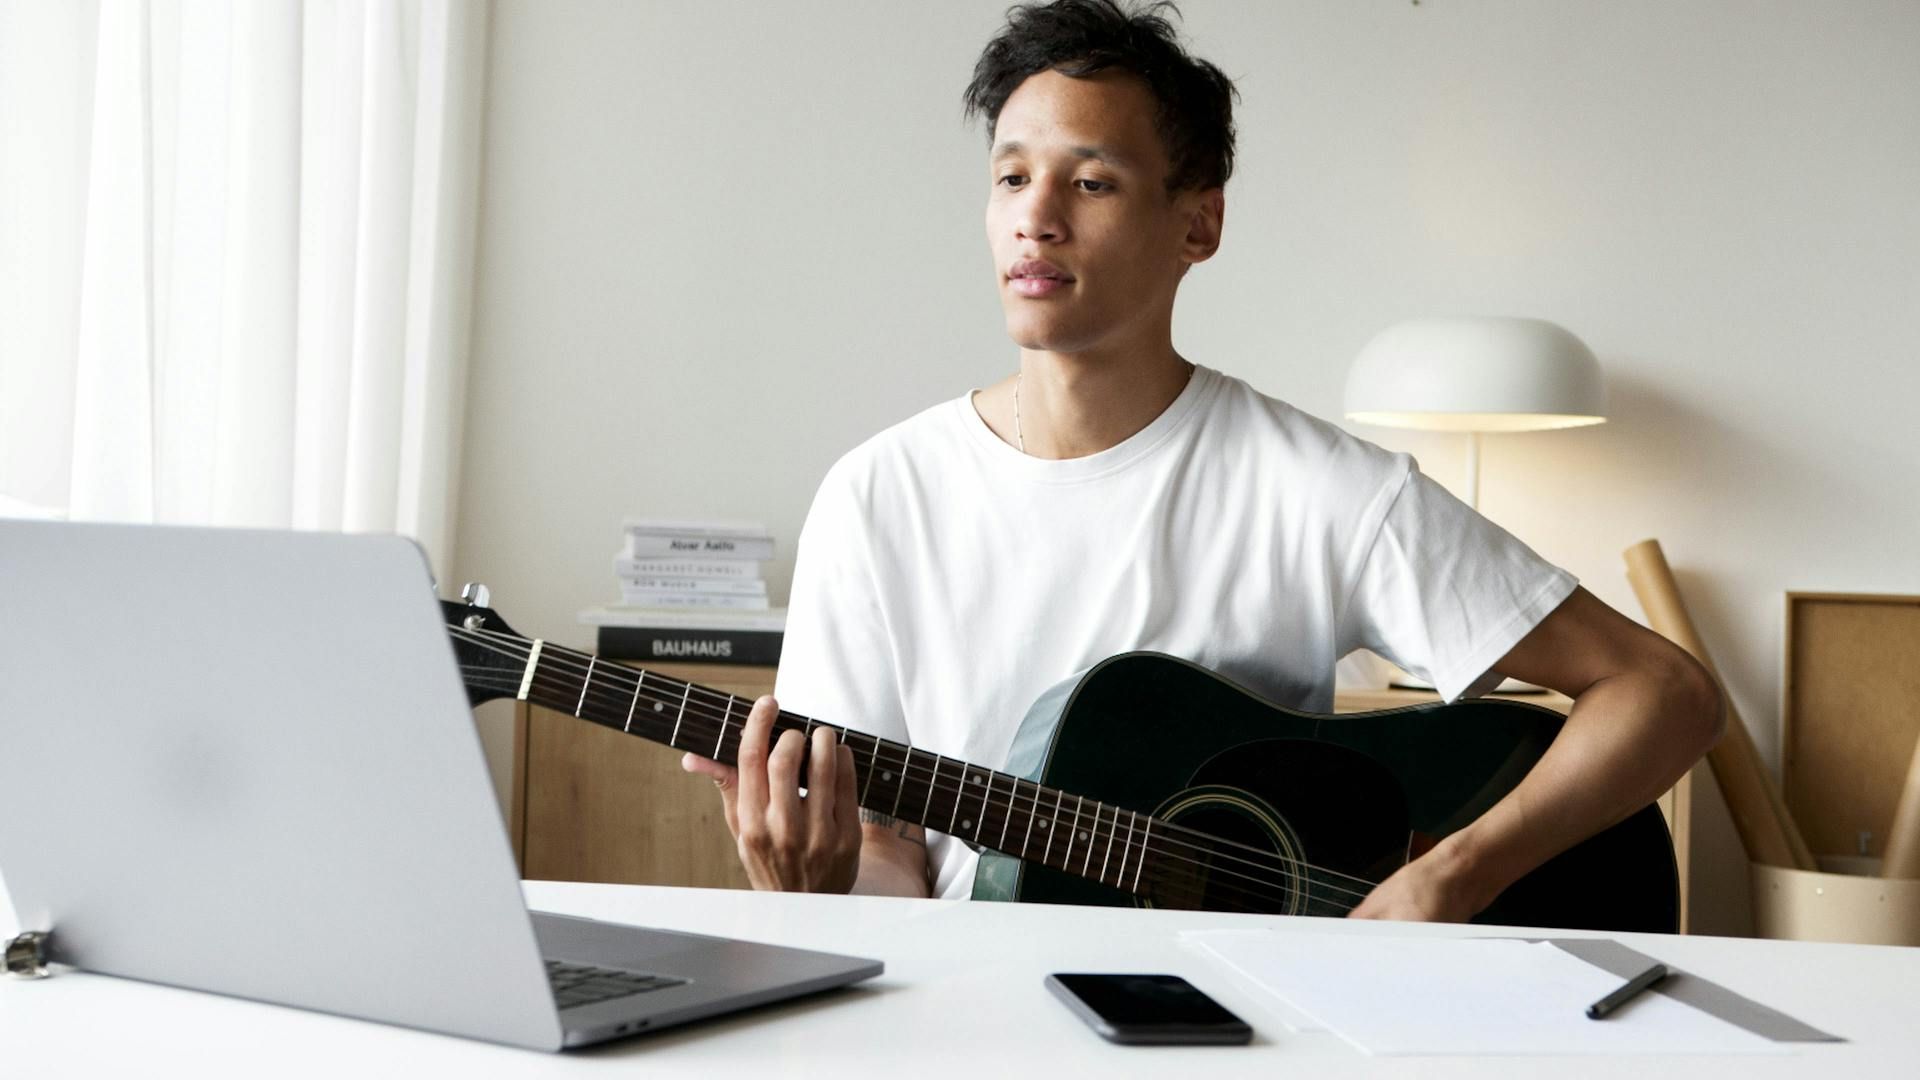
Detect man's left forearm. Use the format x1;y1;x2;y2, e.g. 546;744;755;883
1434;662;1722;914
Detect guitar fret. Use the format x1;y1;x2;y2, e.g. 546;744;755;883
889;746;911;819
922;754;943;826
626;671;645;735
948;764;963;835
1083;799;1101;877
1099;802;1118;885
860;735;880;806
1132;816;1151;893
573;657;597;717
1117;812;1137;891
972;770;991;844
713;693;729;759
568;657;591;714
1043;789;1064;864
995;773;1014;853
1020;781;1038;861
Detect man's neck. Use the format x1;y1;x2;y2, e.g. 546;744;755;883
1011;346;1194;460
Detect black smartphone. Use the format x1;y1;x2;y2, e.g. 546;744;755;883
1044;973;1253;1045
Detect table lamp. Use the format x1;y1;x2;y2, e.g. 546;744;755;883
1343;315;1605;511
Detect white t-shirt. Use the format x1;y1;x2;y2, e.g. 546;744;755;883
774;364;1577;899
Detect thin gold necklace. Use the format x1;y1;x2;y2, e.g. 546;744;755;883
1014;373;1025;453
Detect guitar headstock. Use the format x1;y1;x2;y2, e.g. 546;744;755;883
441;583;529;707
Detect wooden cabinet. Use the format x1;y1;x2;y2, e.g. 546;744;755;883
508;660;774;891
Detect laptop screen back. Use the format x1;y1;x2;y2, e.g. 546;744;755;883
0;522;562;1049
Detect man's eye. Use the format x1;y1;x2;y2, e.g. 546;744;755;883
997;174;1027;188
1076;179;1111;193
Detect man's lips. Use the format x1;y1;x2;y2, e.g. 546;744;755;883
1008;257;1073;282
1008;258;1074;297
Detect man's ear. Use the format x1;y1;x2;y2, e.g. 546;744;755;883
1180;188;1225;266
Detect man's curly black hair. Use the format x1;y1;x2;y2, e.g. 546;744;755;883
962;0;1239;194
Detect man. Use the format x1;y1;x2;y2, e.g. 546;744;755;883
683;0;1721;921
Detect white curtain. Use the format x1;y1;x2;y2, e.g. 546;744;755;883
0;0;488;577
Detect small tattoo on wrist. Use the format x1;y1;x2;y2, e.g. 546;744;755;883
859;809;926;847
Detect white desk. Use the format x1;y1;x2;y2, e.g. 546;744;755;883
3;881;1914;1078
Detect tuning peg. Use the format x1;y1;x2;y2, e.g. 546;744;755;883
460;582;491;608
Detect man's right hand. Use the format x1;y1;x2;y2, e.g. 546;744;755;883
680;695;863;893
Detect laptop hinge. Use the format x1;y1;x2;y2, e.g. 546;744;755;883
4;930;52;979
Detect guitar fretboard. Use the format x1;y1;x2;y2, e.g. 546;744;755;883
514;639;1167;897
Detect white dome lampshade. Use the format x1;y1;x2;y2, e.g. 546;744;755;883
1345;316;1606;433
1344;316;1606;511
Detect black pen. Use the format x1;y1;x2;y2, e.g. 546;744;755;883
1586;962;1670;1020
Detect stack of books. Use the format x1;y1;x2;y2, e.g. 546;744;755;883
581;518;785;665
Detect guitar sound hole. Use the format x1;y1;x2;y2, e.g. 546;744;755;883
1146;785;1309;916
1159;740;1413;918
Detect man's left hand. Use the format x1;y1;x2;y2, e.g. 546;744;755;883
1346;848;1485;923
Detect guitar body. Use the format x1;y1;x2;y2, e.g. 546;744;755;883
973;653;1679;933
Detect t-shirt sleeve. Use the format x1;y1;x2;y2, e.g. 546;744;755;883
773;457;910;745
1338;461;1578;703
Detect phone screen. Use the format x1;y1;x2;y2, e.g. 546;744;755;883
1045;973;1252;1044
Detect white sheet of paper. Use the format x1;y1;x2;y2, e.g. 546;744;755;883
1181;929;1787;1056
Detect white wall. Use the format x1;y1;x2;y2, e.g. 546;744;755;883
454;0;1920;798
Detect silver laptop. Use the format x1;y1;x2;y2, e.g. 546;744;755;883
0;520;881;1051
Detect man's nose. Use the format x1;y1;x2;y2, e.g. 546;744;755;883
1015;180;1067;243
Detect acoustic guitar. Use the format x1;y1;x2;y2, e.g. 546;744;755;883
445;595;1677;932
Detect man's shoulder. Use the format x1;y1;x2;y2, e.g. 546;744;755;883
1204;367;1409;481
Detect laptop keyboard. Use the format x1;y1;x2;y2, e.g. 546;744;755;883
546;959;687;1010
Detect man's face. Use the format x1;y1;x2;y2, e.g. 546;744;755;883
985;68;1214;357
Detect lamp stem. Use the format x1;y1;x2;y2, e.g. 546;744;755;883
1465;430;1482;512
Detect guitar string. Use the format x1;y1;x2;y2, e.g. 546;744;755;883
465;671;1356;919
452;627;1381;914
451;627;1381;913
453;622;1388;900
451;627;1378;908
463;666;1364;919
467;658;1368;916
452;627;1383;914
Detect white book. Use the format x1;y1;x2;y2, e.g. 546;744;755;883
617;590;771;611
622;534;775;560
622;517;770;539
618;576;767;596
613;556;765;580
581;605;788;632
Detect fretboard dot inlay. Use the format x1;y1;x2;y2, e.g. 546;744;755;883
962;820;973;830
653;703;664;712
882;771;894;781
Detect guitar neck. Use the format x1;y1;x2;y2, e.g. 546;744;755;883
510;635;1163;898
